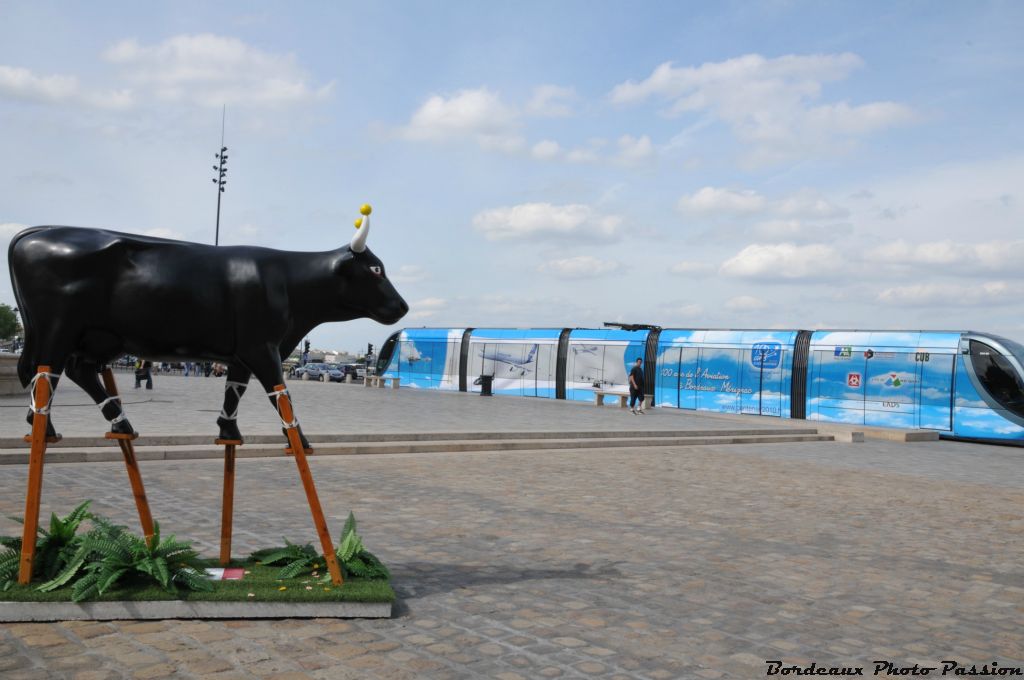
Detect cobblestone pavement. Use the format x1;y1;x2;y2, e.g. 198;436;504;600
1;377;1022;678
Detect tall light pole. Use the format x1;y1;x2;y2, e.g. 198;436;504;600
211;105;228;246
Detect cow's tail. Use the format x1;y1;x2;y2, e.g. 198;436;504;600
8;227;44;387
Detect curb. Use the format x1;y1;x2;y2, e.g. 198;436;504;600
0;600;392;621
0;433;836;465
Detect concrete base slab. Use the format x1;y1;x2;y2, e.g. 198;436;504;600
0;599;392;621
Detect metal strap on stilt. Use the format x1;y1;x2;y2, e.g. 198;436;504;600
28;372;59;415
219;381;247;420
268;387;300;428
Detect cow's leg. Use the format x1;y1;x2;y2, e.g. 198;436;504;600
23;371;60;439
242;349;311;451
217;365;251;442
64;357;136;435
19;364;58;584
21;324;81;438
242;347;342;585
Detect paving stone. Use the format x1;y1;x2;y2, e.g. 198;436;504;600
71;672;117;680
132;663;179;679
575;661;609;674
186;657;235;674
4;670;51;680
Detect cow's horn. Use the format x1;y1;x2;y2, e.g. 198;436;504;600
350;205;371;252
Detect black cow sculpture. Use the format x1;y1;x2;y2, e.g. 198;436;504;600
8;205;407;586
9;206;407;445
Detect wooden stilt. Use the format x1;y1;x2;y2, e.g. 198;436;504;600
18;366;53;585
215;439;242;565
100;367;155;546
273;384;343;586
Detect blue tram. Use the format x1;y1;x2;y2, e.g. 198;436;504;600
375;326;1024;444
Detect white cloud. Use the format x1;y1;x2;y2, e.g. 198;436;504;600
751;219;843;242
402;87;520;150
531;139;562;160
390;265;429;285
566;147;600;163
775;191;849;219
725;295;768;311
0;223;27;241
610;53;914;165
0;65;133;109
526;85;575;117
478;133;525;153
877;282;1022;307
616;134;654;164
539;256;621;279
867;239;1024;277
409;296;447;319
668;260;714;275
472;203;623;241
678;186;847;219
102;34;333;108
662;302;704;319
720;242;844;280
140;227;184;240
678;187;767;215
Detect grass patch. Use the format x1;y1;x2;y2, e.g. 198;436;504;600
0;559;394;604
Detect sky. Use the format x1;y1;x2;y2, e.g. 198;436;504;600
1;1;1023;353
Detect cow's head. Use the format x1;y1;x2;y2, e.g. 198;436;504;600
335;208;409;325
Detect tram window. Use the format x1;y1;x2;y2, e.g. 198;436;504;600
969;340;1024;417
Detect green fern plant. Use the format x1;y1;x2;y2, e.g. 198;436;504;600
0;500;93;590
251;512;390;582
335;512;390;581
39;519;212;602
0;547;20;592
251;540;320;579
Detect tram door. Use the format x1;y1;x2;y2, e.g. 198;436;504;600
526;343;557;398
656;346;700;410
915;352;954;431
657;347;681;408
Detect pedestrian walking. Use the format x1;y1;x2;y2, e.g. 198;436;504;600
134;359;153;389
629;357;645;414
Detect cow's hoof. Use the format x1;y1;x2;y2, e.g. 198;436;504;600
217;418;244;443
25;416;60;439
111;419;138;437
23;419;60;442
281;427;311;451
24;410;55;434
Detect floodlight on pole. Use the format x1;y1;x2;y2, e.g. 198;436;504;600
211;106;228;246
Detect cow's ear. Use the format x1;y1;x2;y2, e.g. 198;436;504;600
332;250;354;274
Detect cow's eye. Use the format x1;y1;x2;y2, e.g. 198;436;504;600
370;265;382;276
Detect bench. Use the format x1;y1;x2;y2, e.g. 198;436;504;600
593;390;629;408
364;375;400;389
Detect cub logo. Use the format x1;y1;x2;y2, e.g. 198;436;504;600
847;372;861;388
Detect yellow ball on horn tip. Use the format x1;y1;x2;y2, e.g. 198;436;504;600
353;218;363;229
360;203;372;216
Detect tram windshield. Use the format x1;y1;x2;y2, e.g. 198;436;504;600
969;339;1024;418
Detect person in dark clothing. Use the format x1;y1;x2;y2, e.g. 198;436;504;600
134;360;153;389
629;357;645;414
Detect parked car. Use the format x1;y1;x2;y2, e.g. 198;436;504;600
341;363;366;380
295;363;342;382
296;363;326;381
320;363;345;383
